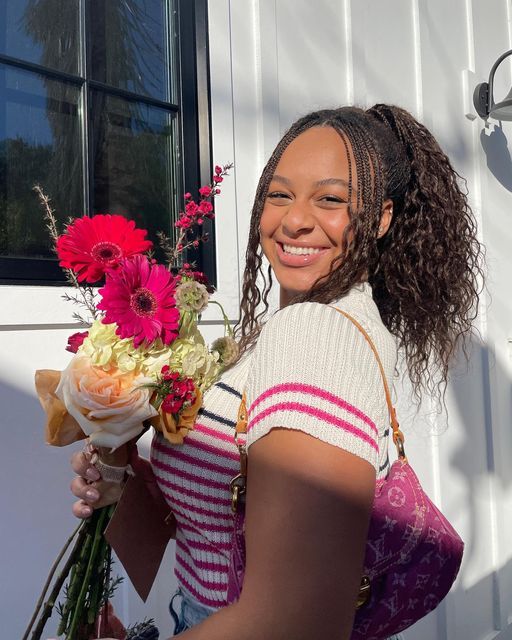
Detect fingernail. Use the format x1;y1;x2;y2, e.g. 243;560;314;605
82;506;92;517
85;467;100;481
85;489;98;501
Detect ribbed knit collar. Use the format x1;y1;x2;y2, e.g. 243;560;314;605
330;280;373;306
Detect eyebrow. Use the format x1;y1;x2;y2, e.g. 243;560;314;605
272;174;355;192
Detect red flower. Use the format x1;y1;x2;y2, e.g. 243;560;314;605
198;200;213;215
185;201;199;216
161;375;196;415
162;395;184;414
199;186;212;197
65;331;89;353
215;165;223;175
56;214;152;283
97;255;179;348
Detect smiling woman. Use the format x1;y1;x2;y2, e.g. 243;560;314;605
70;104;483;640
260;126;393;306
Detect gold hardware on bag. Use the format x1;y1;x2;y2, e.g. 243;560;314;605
230;473;246;512
356;576;371;609
393;428;407;461
236;392;248;434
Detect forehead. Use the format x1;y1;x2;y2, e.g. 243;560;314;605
273;126;352;180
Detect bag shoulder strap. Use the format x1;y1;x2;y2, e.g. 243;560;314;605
330;306;405;459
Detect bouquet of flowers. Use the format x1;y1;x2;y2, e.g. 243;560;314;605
24;165;235;640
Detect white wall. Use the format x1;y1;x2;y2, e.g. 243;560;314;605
2;1;512;638
207;1;512;639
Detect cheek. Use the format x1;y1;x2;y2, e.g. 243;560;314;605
325;214;351;245
259;204;281;239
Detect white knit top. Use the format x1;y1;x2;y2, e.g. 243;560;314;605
150;282;397;608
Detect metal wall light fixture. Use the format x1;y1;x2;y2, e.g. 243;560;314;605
474;49;512;120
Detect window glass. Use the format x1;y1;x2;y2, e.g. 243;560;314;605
90;91;176;249
88;0;170;101
0;0;79;74
0;64;83;259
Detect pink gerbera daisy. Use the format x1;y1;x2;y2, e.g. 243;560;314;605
56;214;153;283
97;255;180;348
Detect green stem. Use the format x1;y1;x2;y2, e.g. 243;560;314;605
87;532;109;624
208;300;234;336
66;506;110;640
22;520;83;640
57;513;98;635
27;521;88;640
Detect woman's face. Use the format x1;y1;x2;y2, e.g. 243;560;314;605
260;126;354;306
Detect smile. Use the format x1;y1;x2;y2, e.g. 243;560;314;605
276;242;330;266
282;243;322;255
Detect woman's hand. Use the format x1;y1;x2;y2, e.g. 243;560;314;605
70;444;128;518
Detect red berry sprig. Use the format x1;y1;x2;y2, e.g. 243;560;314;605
172;163;233;261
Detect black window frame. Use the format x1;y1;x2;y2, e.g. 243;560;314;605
0;0;214;286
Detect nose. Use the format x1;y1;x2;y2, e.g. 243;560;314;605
281;201;316;237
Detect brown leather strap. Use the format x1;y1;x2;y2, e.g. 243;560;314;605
331;307;405;456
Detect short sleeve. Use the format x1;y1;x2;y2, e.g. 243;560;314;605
245;302;386;470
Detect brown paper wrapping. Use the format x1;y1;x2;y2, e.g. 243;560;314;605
150;388;203;445
34;369;86;446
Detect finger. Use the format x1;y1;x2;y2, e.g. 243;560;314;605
70;476;100;503
70;450;100;481
72;499;93;519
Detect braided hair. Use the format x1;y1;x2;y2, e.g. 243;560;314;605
236;105;484;399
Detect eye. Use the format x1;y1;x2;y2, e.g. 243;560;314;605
267;191;291;199
320;195;347;204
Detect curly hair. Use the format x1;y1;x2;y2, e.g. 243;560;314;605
236;104;484;400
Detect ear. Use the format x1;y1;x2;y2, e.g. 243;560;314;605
378;199;393;238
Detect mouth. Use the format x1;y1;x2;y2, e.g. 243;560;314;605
275;241;330;266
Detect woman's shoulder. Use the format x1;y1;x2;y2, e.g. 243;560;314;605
246;286;395;468
259;284;395;354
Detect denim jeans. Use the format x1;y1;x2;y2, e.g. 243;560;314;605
169;587;405;638
169;588;218;635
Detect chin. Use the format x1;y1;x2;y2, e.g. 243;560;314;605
278;278;316;299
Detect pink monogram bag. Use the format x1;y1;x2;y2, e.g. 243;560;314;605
227;307;464;639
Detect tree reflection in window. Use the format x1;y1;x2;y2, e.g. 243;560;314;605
0;0;187;281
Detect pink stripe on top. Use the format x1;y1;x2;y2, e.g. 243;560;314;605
150;292;394;609
248;401;378;451
150;380;243;608
248;382;377;434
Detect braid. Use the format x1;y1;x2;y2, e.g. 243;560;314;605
235;105;484;402
237;115;320;353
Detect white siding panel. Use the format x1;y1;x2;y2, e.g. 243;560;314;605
349;0;419;113
275;0;347;125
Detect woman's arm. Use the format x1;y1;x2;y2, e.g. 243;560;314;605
173;427;375;640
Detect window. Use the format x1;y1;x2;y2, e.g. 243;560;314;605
0;0;213;285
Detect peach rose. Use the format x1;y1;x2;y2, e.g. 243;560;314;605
55;355;158;450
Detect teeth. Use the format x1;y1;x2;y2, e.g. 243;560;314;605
282;243;321;255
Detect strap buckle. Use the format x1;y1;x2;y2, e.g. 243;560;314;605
230;473;246;512
356;576;371;608
392;428;407;461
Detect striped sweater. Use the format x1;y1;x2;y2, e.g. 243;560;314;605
150;282;397;608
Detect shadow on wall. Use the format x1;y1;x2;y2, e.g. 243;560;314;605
480;123;512;192
0;376;178;637
448;336;512;633
0;377;80;638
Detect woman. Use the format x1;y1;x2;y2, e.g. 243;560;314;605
71;104;482;639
